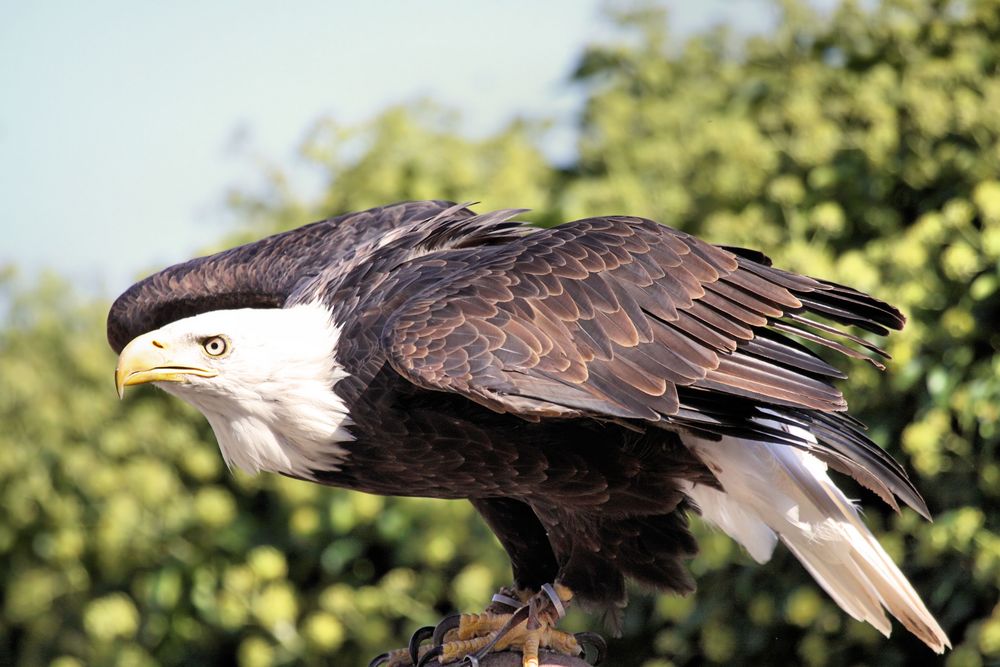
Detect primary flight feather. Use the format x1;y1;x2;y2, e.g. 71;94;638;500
108;201;948;664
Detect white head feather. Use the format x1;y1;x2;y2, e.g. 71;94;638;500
141;303;353;476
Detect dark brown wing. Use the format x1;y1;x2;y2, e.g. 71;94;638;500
381;215;926;516
383;215;902;418
107;200;471;353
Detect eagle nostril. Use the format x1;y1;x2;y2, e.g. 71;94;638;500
152;340;165;349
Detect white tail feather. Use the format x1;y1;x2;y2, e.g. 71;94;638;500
683;424;950;653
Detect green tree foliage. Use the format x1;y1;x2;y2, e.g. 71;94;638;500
2;1;999;665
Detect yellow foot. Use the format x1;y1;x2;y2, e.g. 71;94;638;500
399;583;604;667
436;611;583;665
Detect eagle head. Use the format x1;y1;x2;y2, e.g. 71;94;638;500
114;303;353;475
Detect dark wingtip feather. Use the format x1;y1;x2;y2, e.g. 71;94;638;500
813;280;906;331
719;245;774;266
808;412;932;520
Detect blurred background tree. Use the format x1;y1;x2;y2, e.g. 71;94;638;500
3;0;999;665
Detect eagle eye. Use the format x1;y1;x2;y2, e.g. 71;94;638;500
202;335;229;357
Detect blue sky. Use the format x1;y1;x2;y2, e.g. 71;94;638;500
0;1;781;298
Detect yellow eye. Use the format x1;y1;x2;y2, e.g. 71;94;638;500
203;336;228;357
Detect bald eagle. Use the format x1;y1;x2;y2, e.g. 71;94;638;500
109;201;948;666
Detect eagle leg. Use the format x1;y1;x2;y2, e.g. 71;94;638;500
429;587;530;649
374;588;525;667
440;583;588;667
385;584;601;666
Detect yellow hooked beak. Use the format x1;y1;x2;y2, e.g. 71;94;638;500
115;331;218;399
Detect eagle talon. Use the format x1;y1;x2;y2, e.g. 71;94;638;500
574;632;607;665
416;645;443;667
371;645;427;667
409;625;436;663
431;614;462;646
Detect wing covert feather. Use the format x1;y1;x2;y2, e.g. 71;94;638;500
383;215;901;420
380;213;920;515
